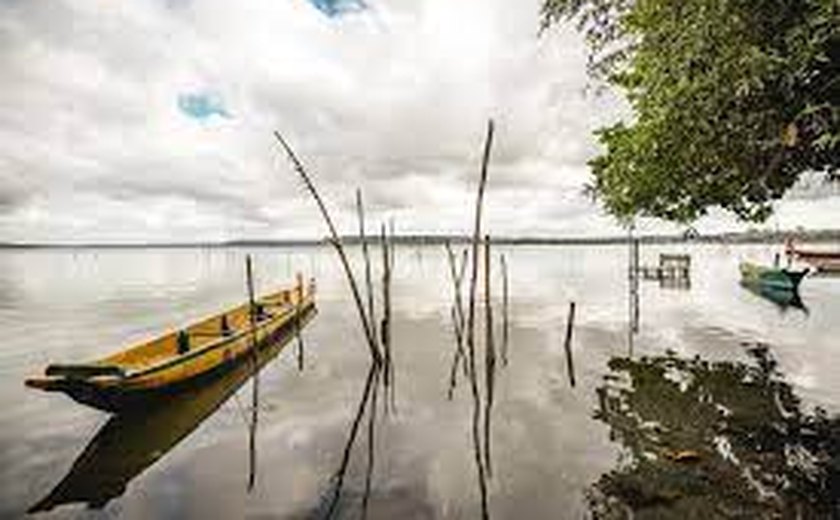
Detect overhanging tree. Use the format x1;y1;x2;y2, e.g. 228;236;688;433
542;0;840;222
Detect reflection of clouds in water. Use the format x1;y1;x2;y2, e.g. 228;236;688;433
292;486;436;520
3;246;840;517
0;254;26;309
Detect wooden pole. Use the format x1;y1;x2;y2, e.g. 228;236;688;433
500;253;509;367
563;301;576;388
483;235;496;478
273;131;381;365
387;223;397;412
295;271;304;371
245;255;259;492
466;119;494;520
627;222;637;356
380;223;393;414
632;238;640;333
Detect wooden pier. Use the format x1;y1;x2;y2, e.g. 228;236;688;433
639;254;691;288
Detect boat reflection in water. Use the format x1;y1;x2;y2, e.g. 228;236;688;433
740;282;808;313
28;307;317;514
589;345;840;518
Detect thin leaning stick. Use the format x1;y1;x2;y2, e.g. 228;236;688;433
273;131;381;365
466;120;494;520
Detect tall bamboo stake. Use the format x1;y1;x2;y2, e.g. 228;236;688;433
500;253;509;367
466;119;494;520
627;221;638;357
272;131;393;517
295;272;305;371
483;235;496;478
389;224;397;411
632;238;640;333
380;223;393;414
273;131;381;365
386;219;396;411
245;255;259;492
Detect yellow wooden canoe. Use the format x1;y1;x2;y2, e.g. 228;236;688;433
25;276;317;412
29;308;316;512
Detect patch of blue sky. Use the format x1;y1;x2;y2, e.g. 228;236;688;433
177;92;230;120
307;0;367;18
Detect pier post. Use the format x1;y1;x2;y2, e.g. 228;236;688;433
563;302;577;388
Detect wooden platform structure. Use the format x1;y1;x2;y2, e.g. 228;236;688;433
639;254;691;288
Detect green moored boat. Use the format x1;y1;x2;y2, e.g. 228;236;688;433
739;262;808;291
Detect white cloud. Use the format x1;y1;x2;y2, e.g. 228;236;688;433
0;0;835;243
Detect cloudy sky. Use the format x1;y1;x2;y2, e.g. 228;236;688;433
1;0;837;243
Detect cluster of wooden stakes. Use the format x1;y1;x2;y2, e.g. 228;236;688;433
266;119;577;519
273;129;396;519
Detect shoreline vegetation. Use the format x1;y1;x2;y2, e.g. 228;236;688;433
3;228;840;249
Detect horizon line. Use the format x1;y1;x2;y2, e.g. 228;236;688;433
2;228;839;249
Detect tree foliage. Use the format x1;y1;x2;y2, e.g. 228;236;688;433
542;0;840;222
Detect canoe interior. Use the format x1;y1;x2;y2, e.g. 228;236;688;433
100;289;302;373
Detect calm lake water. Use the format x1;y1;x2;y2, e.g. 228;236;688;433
1;243;839;519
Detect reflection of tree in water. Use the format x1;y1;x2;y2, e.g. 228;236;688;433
590;345;840;519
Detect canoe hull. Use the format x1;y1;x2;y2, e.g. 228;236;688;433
804;257;840;273
35;306;314;412
741;283;807;311
26;280;316;413
739;262;807;291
